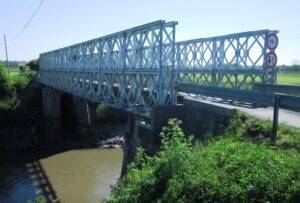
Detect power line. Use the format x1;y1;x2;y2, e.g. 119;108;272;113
11;0;46;41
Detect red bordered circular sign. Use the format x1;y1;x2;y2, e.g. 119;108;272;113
266;33;279;50
265;52;277;68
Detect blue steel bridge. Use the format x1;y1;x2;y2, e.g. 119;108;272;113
38;20;278;117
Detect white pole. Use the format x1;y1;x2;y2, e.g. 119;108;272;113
3;34;10;76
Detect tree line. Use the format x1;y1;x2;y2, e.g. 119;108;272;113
0;59;39;71
276;64;300;72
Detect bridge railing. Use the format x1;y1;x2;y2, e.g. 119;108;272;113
39;20;177;116
175;30;278;89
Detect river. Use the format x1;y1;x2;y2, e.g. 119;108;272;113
0;149;123;202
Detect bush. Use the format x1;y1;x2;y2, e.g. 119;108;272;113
96;103;127;123
224;111;300;151
109;119;300;202
13;71;37;91
26;196;47;203
26;195;57;203
27;59;39;71
0;64;14;98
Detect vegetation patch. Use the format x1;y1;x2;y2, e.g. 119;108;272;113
12;71;37;91
226;111;300;151
277;72;300;85
109;118;300;202
0;64;37;111
96;103;127;123
0;64;15;98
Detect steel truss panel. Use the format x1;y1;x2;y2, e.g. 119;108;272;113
39;20;177;116
175;30;278;89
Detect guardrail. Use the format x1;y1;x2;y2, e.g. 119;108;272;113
253;84;300;96
176;83;300;142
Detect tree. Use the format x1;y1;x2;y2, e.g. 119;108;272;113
27;59;39;71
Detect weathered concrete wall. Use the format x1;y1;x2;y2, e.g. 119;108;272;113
181;98;234;140
42;86;92;142
42;86;91;125
72;96;92;126
42;87;62;120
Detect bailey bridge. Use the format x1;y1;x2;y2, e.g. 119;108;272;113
39;20;279;116
39;20;293;172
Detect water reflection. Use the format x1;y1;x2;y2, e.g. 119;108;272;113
0;149;123;203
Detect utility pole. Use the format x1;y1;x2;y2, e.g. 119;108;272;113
3;34;10;76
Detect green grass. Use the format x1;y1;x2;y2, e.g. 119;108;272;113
277;123;300;151
179;71;300;87
277;72;300;85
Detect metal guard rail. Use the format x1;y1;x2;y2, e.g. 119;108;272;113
176;83;300;112
253;84;300;96
176;83;300;142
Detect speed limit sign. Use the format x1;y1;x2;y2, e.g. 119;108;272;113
266;33;279;50
265;52;277;68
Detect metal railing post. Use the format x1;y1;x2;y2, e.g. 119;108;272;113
271;95;280;143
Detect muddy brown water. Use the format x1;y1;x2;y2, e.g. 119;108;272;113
0;149;123;203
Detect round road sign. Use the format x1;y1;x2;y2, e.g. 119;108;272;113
265;52;277;68
266;33;278;50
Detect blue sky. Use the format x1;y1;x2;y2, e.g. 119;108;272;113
0;0;300;65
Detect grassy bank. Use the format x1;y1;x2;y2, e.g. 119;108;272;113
277;72;300;85
0;66;37;111
108;115;300;202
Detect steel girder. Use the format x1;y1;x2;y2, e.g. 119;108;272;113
39;20;177;116
175;30;278;89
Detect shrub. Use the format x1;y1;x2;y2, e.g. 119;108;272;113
277;123;300;152
26;195;57;203
109;119;300;202
27;59;39;71
0;64;14;98
96;103;127;123
224;111;300;151
26;196;47;203
243;118;272;139
13;71;37;91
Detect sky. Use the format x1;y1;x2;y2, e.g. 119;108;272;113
0;0;300;65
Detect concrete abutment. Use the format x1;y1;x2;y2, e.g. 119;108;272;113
42;86;92;142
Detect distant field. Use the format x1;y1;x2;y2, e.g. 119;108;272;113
8;67;19;77
277;72;300;85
